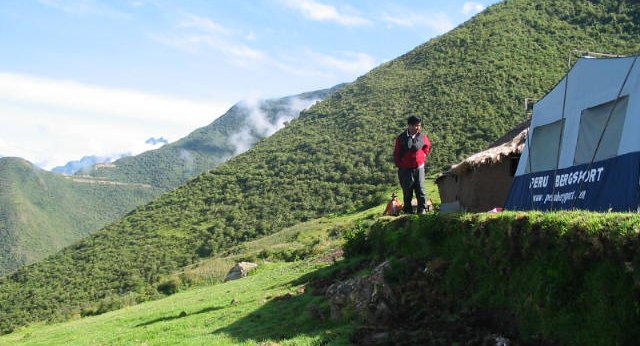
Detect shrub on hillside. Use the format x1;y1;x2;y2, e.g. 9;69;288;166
157;277;181;295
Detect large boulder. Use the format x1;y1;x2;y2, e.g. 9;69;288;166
224;261;258;282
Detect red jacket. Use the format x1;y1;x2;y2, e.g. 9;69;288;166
394;131;431;168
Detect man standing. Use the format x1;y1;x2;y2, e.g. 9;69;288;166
393;115;432;214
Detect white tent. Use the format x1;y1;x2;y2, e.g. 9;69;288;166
506;55;640;211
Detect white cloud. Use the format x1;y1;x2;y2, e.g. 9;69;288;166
462;2;486;15
266;49;376;82
153;11;372;97
280;0;369;26
222;41;267;61
245;31;258;41
179;14;230;35
308;50;376;74
157;11;373;84
229;95;321;155
0;73;227;124
38;0;129;18
153;13;267;65
382;12;454;34
183;34;267;63
0;73;231;169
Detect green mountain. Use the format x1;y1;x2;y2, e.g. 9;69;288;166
81;85;345;190
0;87;342;275
1;0;639;335
0;157;161;275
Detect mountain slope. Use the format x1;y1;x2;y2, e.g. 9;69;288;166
1;0;639;334
0;87;342;275
0;157;161;275
81;85;344;190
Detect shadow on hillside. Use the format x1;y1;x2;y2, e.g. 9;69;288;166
135;305;225;327
211;291;349;344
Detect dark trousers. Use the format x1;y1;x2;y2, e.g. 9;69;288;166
398;166;427;213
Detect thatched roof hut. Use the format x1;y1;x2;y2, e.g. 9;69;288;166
436;120;529;212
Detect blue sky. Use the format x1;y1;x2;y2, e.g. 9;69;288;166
0;0;500;170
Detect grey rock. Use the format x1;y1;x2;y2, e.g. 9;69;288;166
224;261;258;282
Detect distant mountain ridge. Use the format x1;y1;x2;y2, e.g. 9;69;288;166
0;0;639;335
0;157;161;275
145;137;169;146
0;85;344;275
52;137;169;176
51;155;115;175
80;84;345;190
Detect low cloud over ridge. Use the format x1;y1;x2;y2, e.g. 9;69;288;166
0;72;229;169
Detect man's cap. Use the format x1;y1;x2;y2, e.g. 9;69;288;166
407;115;422;124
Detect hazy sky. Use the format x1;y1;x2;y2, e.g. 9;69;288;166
0;0;500;170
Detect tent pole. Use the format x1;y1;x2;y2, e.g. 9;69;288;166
549;72;571;210
523;98;535;210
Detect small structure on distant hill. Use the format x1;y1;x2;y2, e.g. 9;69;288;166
436;121;529;213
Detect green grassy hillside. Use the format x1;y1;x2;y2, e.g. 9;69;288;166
0;158;161;275
0;262;353;346
1;0;639;335
0;261;353;346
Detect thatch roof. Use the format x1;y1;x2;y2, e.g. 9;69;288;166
438;120;530;179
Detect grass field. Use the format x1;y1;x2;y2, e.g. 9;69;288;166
0;205;386;346
1;260;357;346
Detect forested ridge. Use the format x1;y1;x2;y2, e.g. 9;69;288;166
1;0;639;334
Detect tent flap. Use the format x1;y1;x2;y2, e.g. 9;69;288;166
574;96;628;165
